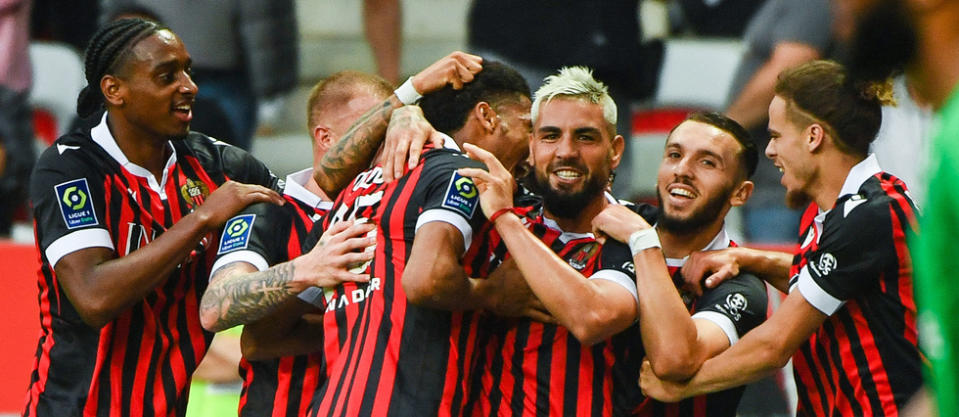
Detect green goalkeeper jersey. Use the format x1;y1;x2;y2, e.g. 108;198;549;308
914;84;959;417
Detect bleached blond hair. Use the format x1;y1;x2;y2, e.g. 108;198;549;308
531;66;617;134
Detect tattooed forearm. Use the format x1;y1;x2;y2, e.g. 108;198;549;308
200;261;300;332
316;95;402;195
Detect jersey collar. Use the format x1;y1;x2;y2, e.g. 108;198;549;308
91;112;177;199
439;132;461;151
663;226;731;268
283;168;332;211
540;191;621;243
836;153;882;201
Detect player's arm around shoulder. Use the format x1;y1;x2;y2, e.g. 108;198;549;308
200;215;375;333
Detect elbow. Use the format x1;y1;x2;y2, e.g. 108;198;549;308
239;331;268;360
760;339;793;370
567;309;618;347
199;306;227;333
649;352;700;381
403;278;437;307
74;297;119;329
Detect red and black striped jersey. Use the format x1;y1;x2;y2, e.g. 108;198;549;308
786;156;921;417
24;114;280;417
635;232;767;417
306;144;490;417
209;168;332;417
464;199;654;417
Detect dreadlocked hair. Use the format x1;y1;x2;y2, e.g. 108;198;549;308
77;18;165;118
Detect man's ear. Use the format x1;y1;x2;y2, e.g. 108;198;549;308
312;125;334;152
101;75;124;107
807;123;826;152
609;134;625;170
730;180;755;207
473;102;497;134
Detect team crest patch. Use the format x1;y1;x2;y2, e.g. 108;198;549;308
180;178;210;209
441;172;479;219
55;178;98;229
568;242;599;270
218;214;256;254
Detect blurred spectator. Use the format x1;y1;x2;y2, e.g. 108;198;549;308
670;0;765;37
466;0;662;198
724;0;833;243
100;0;299;151
364;0;400;84
30;0;98;50
0;0;35;237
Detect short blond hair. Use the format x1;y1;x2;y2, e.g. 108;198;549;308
531;66;617;133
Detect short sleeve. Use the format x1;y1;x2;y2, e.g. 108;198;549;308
218;140;282;192
414;152;487;252
590;240;639;304
692;273;768;345
210;202;287;278
30;147;114;268
797;199;894;315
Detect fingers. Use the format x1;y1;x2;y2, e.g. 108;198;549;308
381;132;397;183
392;132;412;180
456;167;495;185
244;184;285;206
704;266;736;289
462;143;507;174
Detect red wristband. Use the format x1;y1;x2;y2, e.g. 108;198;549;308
488;207;518;224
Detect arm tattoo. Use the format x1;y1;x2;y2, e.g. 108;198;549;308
200;261;299;331
316;96;400;195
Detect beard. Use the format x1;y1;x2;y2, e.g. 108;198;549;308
845;0;917;82
785;188;813;210
528;162;608;220
656;182;733;236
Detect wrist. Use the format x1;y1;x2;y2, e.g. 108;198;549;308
394;77;423;105
488;207;519;224
628;228;661;256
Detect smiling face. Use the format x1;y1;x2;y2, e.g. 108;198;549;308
656;120;749;234
529;97;623;219
111;29;197;141
766;95;816;208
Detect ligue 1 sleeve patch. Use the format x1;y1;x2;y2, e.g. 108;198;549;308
441;171;479;219
218;214;256;254
55;178;99;229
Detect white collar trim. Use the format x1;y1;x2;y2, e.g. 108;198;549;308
816;153;882;220
283;168;332;210
91;112;177;199
439;132;461;151
664;226;731;267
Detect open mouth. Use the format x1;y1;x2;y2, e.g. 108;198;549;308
173;102;193;123
667;184;697;200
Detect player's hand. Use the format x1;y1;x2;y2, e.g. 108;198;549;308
457;142;514;218
382;105;445;182
680;248;741;297
294;220;376;287
195;181;285;230
591;204;653;244
639;358;689;402
411;51;483;93
482;258;555;323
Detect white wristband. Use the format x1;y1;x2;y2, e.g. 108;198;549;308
394;77;423;105
628;228;661;256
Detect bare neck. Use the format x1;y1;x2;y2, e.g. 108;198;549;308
545;193;609;234
106;112;171;180
811;151;863;211
658;217;726;260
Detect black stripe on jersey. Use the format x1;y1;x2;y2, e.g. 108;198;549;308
590;343;605;416
798;344;830;415
530;323;552;415
484;321;509;416
562;333;582;415
829;315;870;415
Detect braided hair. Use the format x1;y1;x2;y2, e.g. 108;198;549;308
76;18;166;118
